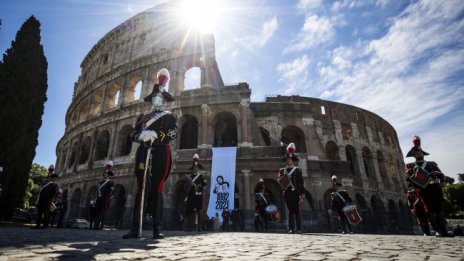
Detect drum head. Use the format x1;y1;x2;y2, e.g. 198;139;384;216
265;204;277;214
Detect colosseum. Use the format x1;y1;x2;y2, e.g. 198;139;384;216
55;1;414;234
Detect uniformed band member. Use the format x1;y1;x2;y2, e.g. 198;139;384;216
328;182;353;234
123;68;178;239
93;160;115;230
278;143;304;233
406;189;430;236
405;136;452;237
184;154;208;232
34;165;59;229
255;178;270;232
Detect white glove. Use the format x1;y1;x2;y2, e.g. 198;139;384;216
138;130;158;143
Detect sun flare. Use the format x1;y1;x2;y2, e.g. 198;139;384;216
175;0;222;33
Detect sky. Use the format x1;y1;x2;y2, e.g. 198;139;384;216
0;0;463;180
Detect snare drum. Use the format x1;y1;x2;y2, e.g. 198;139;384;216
410;167;432;188
342;205;362;225
265;204;280;223
265;204;277;214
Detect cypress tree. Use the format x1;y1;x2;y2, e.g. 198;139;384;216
0;16;48;219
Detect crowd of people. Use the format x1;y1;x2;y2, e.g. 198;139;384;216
20;69;461;239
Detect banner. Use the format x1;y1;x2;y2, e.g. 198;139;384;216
207;147;237;223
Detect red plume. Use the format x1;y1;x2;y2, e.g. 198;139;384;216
413;136;421;147
287;143;296;154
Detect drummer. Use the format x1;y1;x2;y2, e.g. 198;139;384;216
328;182;353;234
254;178;270;232
278;143;304;234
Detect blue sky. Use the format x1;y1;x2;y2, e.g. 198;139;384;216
0;0;463;180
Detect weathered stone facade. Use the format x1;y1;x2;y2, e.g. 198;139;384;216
55;2;413;233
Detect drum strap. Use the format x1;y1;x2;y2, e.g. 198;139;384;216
98;179;110;197
259;193;269;205
336;192;347;204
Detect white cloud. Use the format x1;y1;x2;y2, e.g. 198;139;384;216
315;0;464;178
243;16;279;48
284;15;336;53
276;55;310;95
297;0;322;11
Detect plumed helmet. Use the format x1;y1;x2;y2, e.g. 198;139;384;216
157;68;170;87
106;160;113;167
331;175;337;184
406;135;429;157
283;142;299;162
190;153;204;170
144;69;174;103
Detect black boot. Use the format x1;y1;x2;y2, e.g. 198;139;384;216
420;224;431;236
122;229;138;239
153;226;164;239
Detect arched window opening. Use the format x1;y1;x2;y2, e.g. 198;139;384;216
95;131;110;160
281;126;307;153
78;136;92;164
260;127;271;146
345;145;360;176
134;81;142;100
116;125;133;156
214;112;237;147
89;90;103;117
106;84;120;110
179;115;199;149
184;67;201;90
68;142;78;168
325;141;340;160
341;123;352;140
362;147;375;178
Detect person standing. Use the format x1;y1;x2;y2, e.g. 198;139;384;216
123;68;178;239
184;154;208;232
328;182;353;234
405;136;452;237
406;189;431;236
221;208;230;231
255;178;270;232
278;143;304;234
93;160;115;230
34;165;59;229
56;189;68;228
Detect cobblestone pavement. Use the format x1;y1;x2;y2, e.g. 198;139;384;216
0;227;463;260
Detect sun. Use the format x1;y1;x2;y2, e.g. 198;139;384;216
175;0;222;33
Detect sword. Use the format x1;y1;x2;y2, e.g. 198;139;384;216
138;141;152;238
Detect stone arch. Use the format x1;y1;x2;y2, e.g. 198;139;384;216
377;150;388;179
78;98;90;123
341;123;353;140
281;125;307;153
183;67;201;90
68;142;79;169
106;184;127;228
78;136;92;164
69;188;82;219
325;140;340;160
371;195;386;232
124;74;144;103
94;130;110;160
345;145;360;176
355;194;368;209
362;147;376;178
387;199;398;233
89;89;103;117
115;125;133;156
213;111;237;147
259;127;271;146
105;83;120;110
179;114;199;149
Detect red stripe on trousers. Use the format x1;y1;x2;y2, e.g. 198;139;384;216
156;145;172;194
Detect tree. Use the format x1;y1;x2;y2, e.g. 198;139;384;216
443;183;464;217
457;173;464;183
24;163;48;209
443;176;455;185
0;16;48;219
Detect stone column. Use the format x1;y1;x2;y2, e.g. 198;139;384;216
200;104;210;148
239;99;250;146
241;170;252;210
